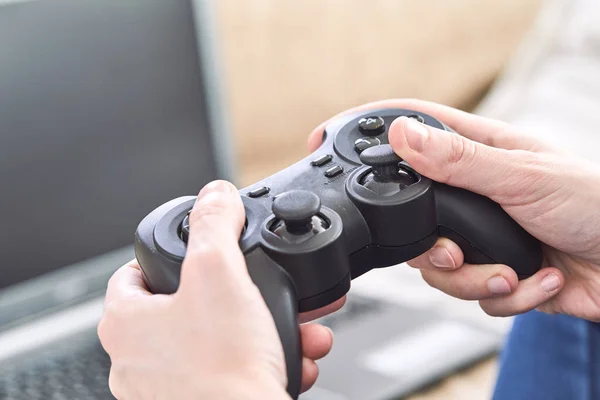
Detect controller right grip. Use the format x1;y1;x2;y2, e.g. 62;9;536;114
434;182;543;278
244;249;302;399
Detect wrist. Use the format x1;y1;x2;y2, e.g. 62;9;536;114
199;373;290;400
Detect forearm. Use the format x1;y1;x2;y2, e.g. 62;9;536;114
197;374;290;400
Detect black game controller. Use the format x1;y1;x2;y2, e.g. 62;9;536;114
134;108;543;399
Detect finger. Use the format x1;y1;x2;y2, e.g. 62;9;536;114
179;180;248;293
479;268;564;317
307;98;544;153
407;238;464;271
299;296;347;323
388;116;547;202
104;259;151;305
300;323;334;360
420;263;519;301
300;358;319;393
187;180;245;247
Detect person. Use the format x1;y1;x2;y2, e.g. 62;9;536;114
98;98;600;399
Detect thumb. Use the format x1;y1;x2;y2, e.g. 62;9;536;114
388;116;540;201
178;180;249;294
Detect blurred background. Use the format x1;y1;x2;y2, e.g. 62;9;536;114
221;0;542;186
2;0;599;399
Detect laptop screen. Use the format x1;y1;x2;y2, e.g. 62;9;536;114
0;0;230;292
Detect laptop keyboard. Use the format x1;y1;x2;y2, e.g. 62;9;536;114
0;329;114;400
317;294;384;330
0;296;384;399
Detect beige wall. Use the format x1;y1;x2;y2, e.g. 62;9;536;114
216;0;541;185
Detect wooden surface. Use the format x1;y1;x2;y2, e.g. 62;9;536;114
214;1;541;398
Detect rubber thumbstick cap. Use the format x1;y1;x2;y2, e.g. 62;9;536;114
272;190;321;225
359;144;402;167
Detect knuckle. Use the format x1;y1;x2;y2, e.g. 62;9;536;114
106;270;121;291
479;301;506;317
444;135;476;183
479;299;524;318
97;303;122;352
97;316;111;344
108;366;125;399
190;192;231;221
420;270;438;288
497;150;553;204
448;134;468;165
103;298;123;319
187;241;229;266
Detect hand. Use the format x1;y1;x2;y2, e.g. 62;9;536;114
309;99;600;322
98;180;345;399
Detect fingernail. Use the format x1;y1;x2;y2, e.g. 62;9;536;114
403;117;428;152
487;275;511;295
198;180;233;200
541;273;560;292
429;246;455;269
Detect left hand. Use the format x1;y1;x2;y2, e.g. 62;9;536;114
98;180;345;399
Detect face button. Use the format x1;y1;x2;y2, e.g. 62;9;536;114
324;165;344;178
311;154;333;167
354;137;381;154
407;114;424;123
358;116;385;136
248;186;270;198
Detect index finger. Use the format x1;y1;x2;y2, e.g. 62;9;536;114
299;296;346;324
307;98;538;152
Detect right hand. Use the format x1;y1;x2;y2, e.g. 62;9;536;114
309;99;600;322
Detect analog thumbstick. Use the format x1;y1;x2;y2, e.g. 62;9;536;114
359;144;403;182
272;190;321;234
358;145;418;194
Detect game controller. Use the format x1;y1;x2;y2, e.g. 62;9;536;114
134;108;543;399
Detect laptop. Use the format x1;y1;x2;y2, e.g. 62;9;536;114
301;267;509;400
0;0;232;398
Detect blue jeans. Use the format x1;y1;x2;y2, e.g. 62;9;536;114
493;311;600;399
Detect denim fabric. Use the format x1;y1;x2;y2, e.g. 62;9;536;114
493;311;600;400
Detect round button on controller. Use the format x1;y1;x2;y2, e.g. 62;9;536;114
359;145;418;195
270;190;330;244
354;136;381;154
358;116;385;136
359;144;402;168
272;190;321;234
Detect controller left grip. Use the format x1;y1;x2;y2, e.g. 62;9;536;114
434;183;543;278
245;249;303;400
